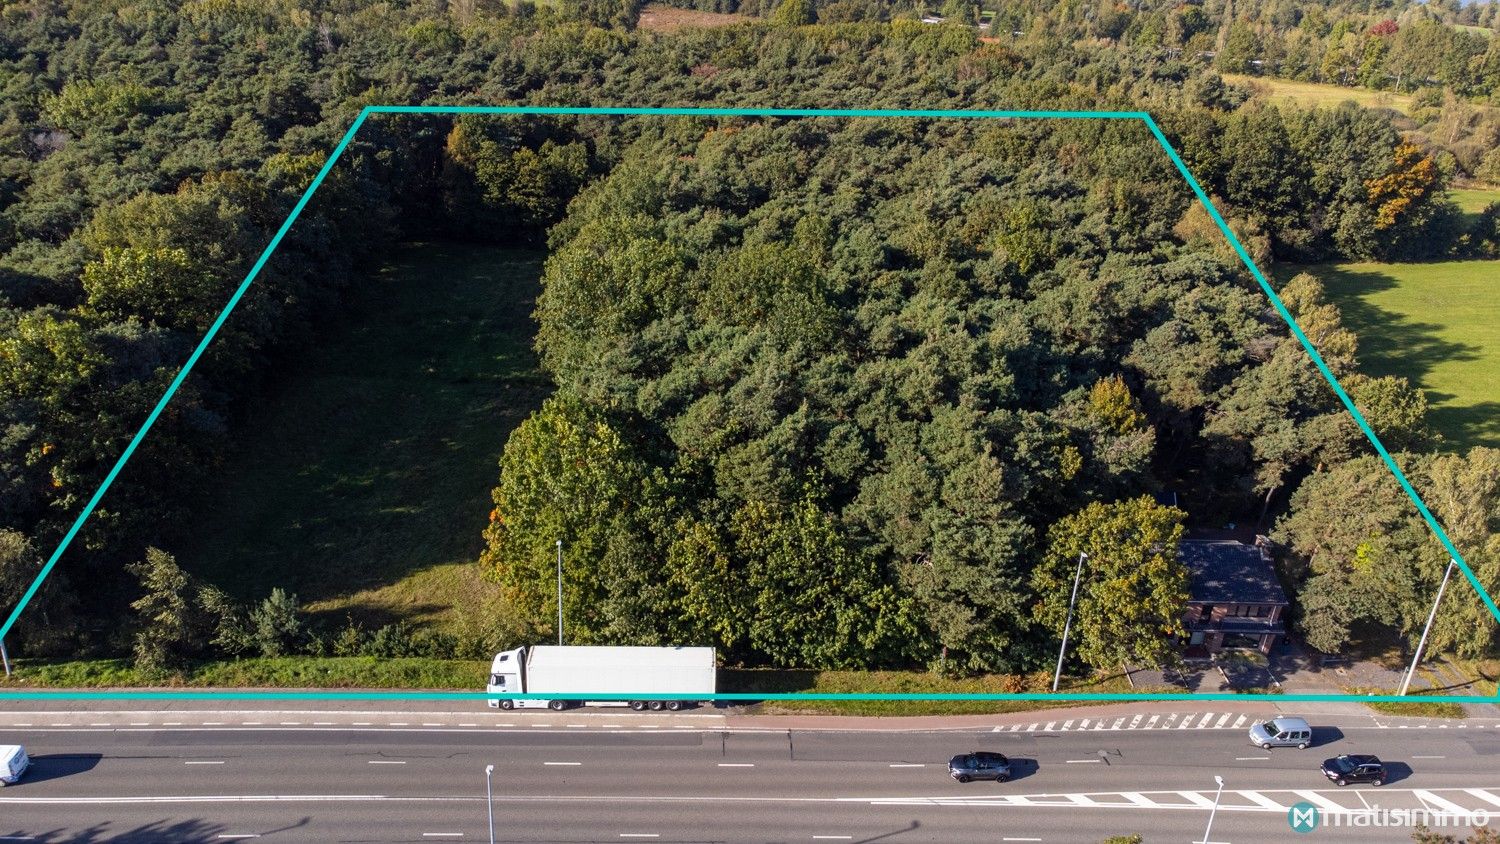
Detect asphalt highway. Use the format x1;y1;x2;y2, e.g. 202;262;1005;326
3;711;1499;843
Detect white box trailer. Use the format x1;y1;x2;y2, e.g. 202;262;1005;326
487;645;716;711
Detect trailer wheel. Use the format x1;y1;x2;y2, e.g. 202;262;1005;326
499;700;514;711
665;700;683;711
629;701;648;711
648;700;665;711
548;700;568;711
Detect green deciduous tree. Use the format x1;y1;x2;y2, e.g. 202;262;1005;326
1032;497;1189;671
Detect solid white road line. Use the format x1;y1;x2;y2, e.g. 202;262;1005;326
1064;759;1101;764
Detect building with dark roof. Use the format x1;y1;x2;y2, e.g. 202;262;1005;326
1178;537;1289;656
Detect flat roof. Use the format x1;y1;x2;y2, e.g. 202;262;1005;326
1179;540;1289;606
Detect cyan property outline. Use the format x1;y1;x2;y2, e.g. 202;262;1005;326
2;106;1495;705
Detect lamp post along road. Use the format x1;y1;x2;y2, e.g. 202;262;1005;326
1052;551;1089;693
485;764;495;844
556;539;564;647
1400;558;1457;696
1198;775;1224;844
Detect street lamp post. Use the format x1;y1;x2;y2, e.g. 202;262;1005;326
485;764;495;844
556;539;564;647
1400;558;1457;696
1199;775;1224;844
1051;552;1089;693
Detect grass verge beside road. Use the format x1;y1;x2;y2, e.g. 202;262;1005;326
1345;686;1468;718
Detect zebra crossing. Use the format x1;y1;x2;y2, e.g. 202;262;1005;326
863;786;1500;820
992;712;1256;733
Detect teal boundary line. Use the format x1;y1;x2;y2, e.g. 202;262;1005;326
2;105;1495;706
0;690;1493;704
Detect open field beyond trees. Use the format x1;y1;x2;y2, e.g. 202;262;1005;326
172;243;549;632
1221;73;1415;114
1303;259;1500;451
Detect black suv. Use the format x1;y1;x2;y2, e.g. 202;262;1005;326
1321;754;1386;786
949;751;1012;783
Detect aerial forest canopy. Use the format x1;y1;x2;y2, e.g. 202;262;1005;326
0;0;1496;673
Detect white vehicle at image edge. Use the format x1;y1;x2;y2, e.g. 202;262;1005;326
0;745;29;785
1248;715;1314;749
487;644;716;711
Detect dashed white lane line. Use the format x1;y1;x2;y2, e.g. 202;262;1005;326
367;761;406;765
544;762;582;766
353;722;372;726
313;721;334;726
1412;755;1447;759
459;723;477;727
389;722;408;726
1002;839;1042;842
184;761;225;765
130;722;150;726
618;835;659;839
89;722;110;726
1064;759;1101;764
1235;756;1269;761
812;837;853;841
162;722;182;726
888;764;924;768
216;836;260;840
421;835;463;839
203;721;225;726
49;723;70;727
279;722;300;726
241;722;262;726
423;723;443;727
717;763;754;767
567;724;587;728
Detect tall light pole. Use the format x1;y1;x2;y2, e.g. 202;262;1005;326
0;637;10;678
556;539;564;647
1052;552;1089;693
1400;558;1456;696
1198;774;1224;844
484;764;495;844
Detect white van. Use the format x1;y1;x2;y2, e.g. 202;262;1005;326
0;745;29;785
1248;716;1313;749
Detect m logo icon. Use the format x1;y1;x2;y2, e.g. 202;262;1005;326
1288;801;1321;832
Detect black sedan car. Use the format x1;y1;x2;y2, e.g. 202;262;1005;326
949;751;1012;783
1321;754;1386;786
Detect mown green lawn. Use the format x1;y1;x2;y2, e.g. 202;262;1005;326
1303;260;1500;452
172;243;549;630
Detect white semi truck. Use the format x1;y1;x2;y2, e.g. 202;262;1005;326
486;644;716;711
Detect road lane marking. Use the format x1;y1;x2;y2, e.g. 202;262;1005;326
459;723;477;727
1412;755;1447;759
1145;715;1160;728
544;762;582;766
1119;793;1156;807
184;761;225;765
1064;759;1101;763
718;763;754;767
1213;713;1231;728
279;722;300;726
241;722;262;725
368;760;406;765
89;722;110;726
1234;756;1269;761
1177;791;1217;808
1464;789;1500;808
390;722;409;726
353;722;372;726
1043;722;1055;731
888;764;923;768
1001;839;1041;842
1239;791;1287;811
216;836;260;840
1414;790;1471;816
813;837;853;840
421;835;463;838
1292;790;1353;813
619;835;659;838
423;723;443;727
130;722;150;726
313;721;333;725
203;721;225;725
1232;715;1248;728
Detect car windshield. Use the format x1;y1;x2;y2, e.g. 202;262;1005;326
1331;757;1356;773
1257;721;1278;732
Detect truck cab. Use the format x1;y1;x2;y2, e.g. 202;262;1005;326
487;647;550;709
